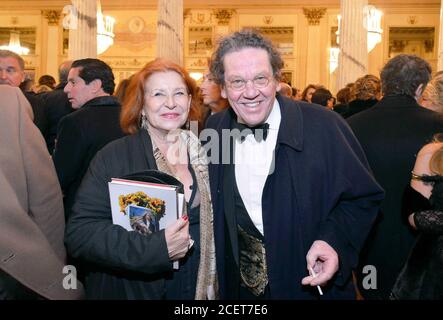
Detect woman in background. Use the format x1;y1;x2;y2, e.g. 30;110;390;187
391;135;443;299
420;74;443;113
301;84;319;103
344;74;381;119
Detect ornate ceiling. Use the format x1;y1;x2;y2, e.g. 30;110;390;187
0;0;440;10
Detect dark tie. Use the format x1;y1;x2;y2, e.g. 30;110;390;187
232;121;269;142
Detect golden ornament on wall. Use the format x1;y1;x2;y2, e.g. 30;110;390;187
408;16;417;25
263;16;273;25
42;10;61;26
303;8;327;26
129;17;145;34
213;9;235;26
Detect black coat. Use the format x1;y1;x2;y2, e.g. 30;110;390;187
65;130;173;299
391;181;443;300
24;91;49;140
347;94;443;299
52;95;125;219
343;99;378;119
207;95;384;299
40;82;74;154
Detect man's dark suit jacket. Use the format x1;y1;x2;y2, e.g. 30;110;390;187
52;95;125;219
347;94;443;299
40;82;74;154
23;91;48;140
206;94;384;299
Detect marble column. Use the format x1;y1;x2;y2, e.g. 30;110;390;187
67;0;97;60
42;10;61;79
303;8;327;86
156;0;184;66
438;0;443;71
336;0;368;90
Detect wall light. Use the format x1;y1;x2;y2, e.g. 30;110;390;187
335;6;383;53
190;72;203;82
97;0;115;55
365;5;383;52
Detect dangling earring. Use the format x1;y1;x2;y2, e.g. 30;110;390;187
184;96;191;130
140;111;148;130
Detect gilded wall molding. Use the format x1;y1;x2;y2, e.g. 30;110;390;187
303;8;326;26
408;16;418;25
213;9;235;26
184;10;213;25
42;10;61;26
263;16;273;25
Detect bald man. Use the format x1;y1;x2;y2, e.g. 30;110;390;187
278;82;292;98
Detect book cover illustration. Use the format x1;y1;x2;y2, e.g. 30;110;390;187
121;192;164;235
109;179;179;234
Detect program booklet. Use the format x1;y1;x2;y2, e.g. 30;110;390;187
108;178;185;269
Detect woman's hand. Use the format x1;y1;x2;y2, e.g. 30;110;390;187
164;215;191;261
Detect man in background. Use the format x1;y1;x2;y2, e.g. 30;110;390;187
53;58;125;219
0;49;48;138
348;54;443;299
40;60;74;154
200;66;229;127
278;82;292;98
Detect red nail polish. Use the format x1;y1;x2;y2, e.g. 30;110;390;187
182;215;188;221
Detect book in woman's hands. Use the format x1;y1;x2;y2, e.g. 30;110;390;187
108;177;185;269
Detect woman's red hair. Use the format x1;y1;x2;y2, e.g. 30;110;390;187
120;58;202;134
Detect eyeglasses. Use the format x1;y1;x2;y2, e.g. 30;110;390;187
226;75;270;91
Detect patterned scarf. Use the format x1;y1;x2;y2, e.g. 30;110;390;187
150;129;218;300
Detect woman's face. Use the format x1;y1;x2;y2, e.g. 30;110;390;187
306;87;316;103
143;71;191;136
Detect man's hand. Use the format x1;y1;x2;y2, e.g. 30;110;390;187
301;240;339;287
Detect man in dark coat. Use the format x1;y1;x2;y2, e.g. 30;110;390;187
205;30;384;299
0;49;48;138
347;54;443;300
53;58;125;219
40;60;74;154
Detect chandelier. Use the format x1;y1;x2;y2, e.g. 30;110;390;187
335;5;383;53
0;30;29;55
96;1;115;55
365;5;383;52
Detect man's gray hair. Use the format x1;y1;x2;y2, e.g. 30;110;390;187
210;29;284;85
58;60;73;83
380;54;432;97
0;50;25;70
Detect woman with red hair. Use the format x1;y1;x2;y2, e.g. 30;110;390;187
65;59;217;300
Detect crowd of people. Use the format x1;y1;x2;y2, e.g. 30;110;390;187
0;28;442;300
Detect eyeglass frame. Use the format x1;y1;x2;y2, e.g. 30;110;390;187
224;74;274;91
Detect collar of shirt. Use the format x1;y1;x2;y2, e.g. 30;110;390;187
236;98;281;145
233;98;281;235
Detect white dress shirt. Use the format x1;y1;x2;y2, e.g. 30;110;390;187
234;99;281;235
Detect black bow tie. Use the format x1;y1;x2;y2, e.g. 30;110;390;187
232;121;270;142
